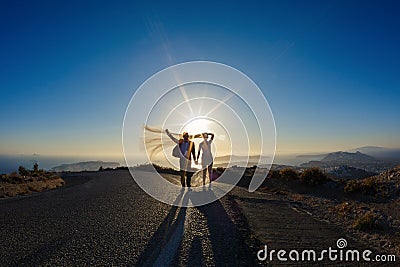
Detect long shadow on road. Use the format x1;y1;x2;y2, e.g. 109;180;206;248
135;189;189;266
136;187;259;266
192;189;258;266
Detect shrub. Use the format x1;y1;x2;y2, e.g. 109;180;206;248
18;166;30;176
33;163;39;173
344;177;389;198
268;169;281;179
353;212;382;231
329;202;352;217
279;168;298;180
300;167;328;186
116;166;128;170
10;172;24;183
344;180;358;193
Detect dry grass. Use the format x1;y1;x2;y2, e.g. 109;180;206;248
291;193;306;202
353;212;383;231
329;202;353;217
0;177;65;197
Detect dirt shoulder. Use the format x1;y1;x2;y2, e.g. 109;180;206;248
229;186;399;266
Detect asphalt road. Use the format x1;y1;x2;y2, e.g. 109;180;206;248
1;170;396;266
0;170;258;266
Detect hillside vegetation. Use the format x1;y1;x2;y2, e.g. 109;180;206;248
0;163;65;197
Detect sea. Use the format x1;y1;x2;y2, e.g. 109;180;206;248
0;154;128;174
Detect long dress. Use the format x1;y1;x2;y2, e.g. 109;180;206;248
199;140;213;167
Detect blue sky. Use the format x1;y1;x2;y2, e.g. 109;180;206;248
1;0;399;158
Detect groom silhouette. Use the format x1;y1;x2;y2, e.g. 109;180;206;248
166;129;197;187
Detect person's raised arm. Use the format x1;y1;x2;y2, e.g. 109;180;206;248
165;129;178;144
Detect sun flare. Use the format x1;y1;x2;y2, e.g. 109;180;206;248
181;117;211;135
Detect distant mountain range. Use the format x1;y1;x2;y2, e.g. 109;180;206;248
51;161;120;172
322;151;376;163
300;151;398;173
296;146;400;161
347;146;400;159
212;149;400;172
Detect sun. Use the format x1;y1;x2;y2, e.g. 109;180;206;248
181;117;211;135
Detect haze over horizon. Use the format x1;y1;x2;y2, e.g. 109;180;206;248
1;1;400;161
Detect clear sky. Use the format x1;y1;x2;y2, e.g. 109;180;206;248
1;0;399;159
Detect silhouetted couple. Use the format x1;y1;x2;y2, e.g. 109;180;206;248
166;129;214;187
